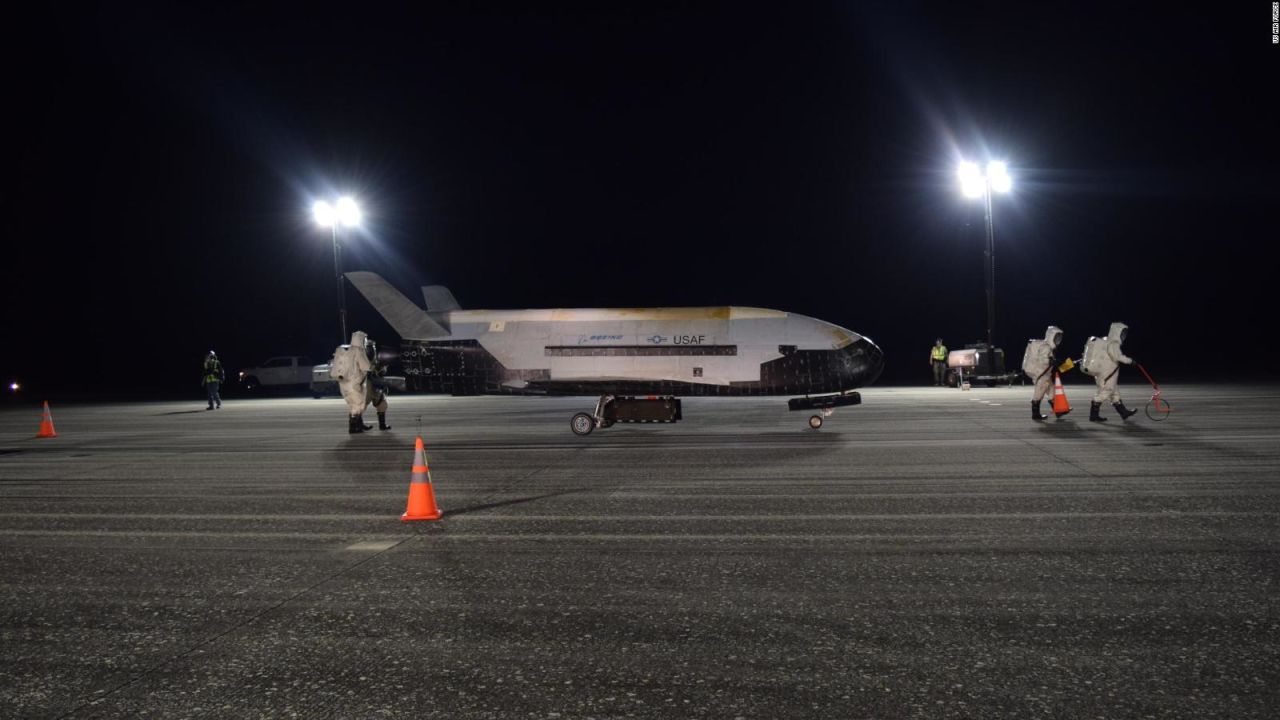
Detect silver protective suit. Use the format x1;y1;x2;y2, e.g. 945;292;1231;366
1090;322;1133;403
331;331;372;416
1023;325;1062;402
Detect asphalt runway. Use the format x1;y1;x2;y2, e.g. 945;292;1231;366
2;384;1279;718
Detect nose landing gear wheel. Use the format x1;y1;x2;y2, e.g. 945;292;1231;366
808;415;824;429
571;412;596;436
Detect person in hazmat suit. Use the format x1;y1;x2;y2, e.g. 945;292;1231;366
1081;322;1138;422
330;331;374;434
1021;325;1063;421
202;351;225;410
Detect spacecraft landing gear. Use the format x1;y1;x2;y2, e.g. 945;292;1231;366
807;408;836;429
570;395;683;436
789;391;861;430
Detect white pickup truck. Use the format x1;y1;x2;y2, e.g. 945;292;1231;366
238;356;315;393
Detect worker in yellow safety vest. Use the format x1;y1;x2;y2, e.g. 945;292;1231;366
930;338;948;386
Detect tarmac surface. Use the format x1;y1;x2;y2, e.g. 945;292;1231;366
2;384;1279;718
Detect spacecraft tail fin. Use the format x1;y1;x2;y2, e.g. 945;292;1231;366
345;272;450;341
421;285;461;312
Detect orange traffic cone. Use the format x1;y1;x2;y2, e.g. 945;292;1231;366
35;401;58;438
1051;373;1071;417
401;436;443;521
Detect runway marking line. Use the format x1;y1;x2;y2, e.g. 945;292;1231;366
1;510;1273;522
345;540;400;551
2;511;1274;540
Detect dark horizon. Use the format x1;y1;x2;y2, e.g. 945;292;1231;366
3;2;1276;400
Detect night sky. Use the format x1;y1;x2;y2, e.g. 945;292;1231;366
4;2;1276;399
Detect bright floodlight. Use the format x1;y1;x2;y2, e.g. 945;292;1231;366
335;196;361;227
987;161;1012;193
313;200;336;227
958;161;985;198
8;382;18;391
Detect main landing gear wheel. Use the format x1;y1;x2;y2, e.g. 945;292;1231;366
808;415;824;429
571;413;596;436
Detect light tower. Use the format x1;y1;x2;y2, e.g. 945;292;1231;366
313;196;362;342
958;160;1012;348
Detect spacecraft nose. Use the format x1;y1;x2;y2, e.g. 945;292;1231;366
842;337;884;388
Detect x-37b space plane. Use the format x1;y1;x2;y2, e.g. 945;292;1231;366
345;272;884;433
